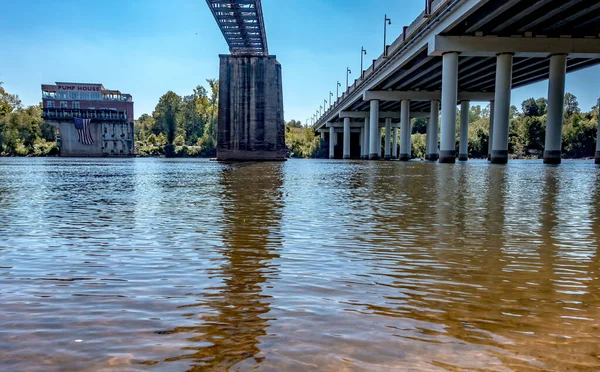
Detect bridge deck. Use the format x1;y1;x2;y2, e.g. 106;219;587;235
206;0;269;56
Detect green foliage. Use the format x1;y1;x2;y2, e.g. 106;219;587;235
411;133;426;159
285;123;320;158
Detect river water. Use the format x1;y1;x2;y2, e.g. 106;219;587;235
0;158;599;371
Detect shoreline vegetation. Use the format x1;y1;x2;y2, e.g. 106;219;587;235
2;81;598;160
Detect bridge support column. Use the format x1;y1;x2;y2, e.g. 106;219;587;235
544;54;567;165
384;118;392;160
491;53;514;164
328;124;335;159
392;127;398;159
343;117;351;159
400;99;411;161
488;100;495;161
459;100;470;161
359;128;364;159
596;118;600;165
440;52;459;163
217;55;285;161
369;100;380;160
363;118;370;159
426;100;439;161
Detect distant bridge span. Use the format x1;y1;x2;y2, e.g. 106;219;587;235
314;0;600;164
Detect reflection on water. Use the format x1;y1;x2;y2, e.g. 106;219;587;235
0;158;599;371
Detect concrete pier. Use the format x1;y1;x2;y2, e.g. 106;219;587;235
596;119;600;165
426;101;439;161
217;55;286;161
488;100;495;161
363;118;370;159
544;54;567;165
392;127;398;159
399;100;411;161
329;124;335;159
459;100;470;161
440;52;459;163
369;100;380;160
384;118;392;160
343;117;351;159
491;53;514;164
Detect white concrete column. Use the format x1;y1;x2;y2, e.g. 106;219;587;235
384;118;392;160
426;100;439;161
343;117;351;159
392;127;398;159
487;100;495;161
400;99;411;161
491;53;514;164
328;124;335;159
544;54;567;165
459;100;470;161
369;100;380;160
596;115;600;165
440;52;459;163
320;132;325;141
363;118;370;160
358;128;365;159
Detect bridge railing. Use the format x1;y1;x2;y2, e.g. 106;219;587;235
314;0;452;130
42;108;129;122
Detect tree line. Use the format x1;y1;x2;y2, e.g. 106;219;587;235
0;82;58;156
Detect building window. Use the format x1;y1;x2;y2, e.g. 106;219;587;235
72;101;80;109
47;101;55;108
60;101;68;109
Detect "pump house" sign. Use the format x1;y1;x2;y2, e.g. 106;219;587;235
57;84;101;92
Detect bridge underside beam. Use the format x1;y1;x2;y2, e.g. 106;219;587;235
363;90;495;102
339;111;430;120
429;36;600;58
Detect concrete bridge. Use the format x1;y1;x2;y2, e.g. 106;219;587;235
206;0;286;161
314;0;600;164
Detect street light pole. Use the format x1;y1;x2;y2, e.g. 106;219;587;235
361;47;367;75
346;67;352;88
324;99;328;112
329;91;333;106
337;81;341;98
384;15;392;56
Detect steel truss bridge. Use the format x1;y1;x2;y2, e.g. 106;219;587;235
205;0;269;56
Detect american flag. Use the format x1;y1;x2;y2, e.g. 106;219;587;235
73;118;94;145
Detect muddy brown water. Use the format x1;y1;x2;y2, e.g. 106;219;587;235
0;158;599;371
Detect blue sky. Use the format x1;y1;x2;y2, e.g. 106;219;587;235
1;0;598;123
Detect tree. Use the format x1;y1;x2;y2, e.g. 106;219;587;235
522;97;540;117
0;82;22;117
564;93;580;117
412;117;427;134
154;91;182;156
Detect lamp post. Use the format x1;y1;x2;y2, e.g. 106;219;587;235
319;105;323;116
384;15;392;56
361;47;367;74
337;81;341;98
346;67;352;88
324;99;328;112
329;91;333;106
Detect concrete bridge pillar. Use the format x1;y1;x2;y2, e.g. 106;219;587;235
359;128;364;158
363;118;370;159
488;100;495;161
369;100;380;160
384;118;392;160
491;53;514;164
392;127;398;159
400;99;411;161
440;52;459;163
459;100;470;161
426;100;439;161
596;119;600;165
343;117;351;159
544;54;567;165
328;124;335;159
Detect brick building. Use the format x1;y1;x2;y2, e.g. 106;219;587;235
41;82;135;156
